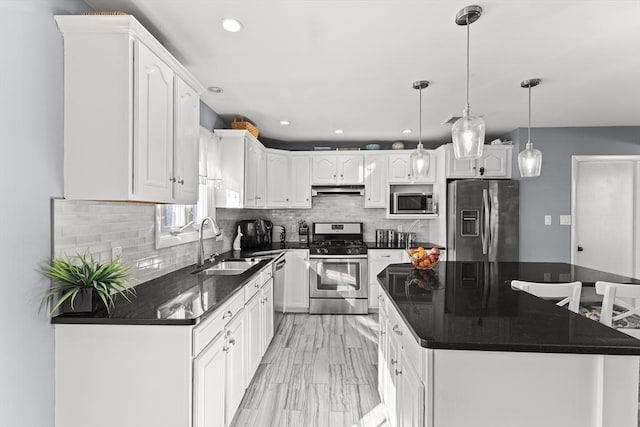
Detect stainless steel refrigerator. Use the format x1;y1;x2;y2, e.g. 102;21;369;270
447;180;519;261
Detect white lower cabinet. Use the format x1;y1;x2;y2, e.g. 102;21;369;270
194;332;227;427
284;250;310;312
245;289;263;382
224;311;246;422
368;250;405;310
396;350;425;427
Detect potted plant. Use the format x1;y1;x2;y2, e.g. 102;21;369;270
41;252;135;315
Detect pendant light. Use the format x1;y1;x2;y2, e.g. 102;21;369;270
518;78;543;177
451;5;485;160
410;80;430;179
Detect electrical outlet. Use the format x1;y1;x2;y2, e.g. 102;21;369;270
560;215;572;225
216;229;224;241
111;246;122;260
397;224;403;232
544;215;552;225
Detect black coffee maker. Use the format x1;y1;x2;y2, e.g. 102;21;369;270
236;219;272;249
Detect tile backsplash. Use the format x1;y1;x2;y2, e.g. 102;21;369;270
53;195;432;287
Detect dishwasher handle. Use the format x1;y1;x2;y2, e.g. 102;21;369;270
275;260;286;271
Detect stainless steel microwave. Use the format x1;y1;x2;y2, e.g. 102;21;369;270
391;192;434;214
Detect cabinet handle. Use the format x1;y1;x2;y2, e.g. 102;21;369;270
178;179;185;185
228;338;236;347
395;368;402;376
255;282;260;288
368;198;371;201
169;177;176;183
378;295;383;301
223;345;229;353
333;174;336;178
392;325;403;336
222;310;233;320
340;174;344;178
286;198;289;202
390;358;397;366
381;255;391;258
306;198;309;202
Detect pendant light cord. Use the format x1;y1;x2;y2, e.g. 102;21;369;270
418;85;423;148
528;86;532;144
466;16;470;110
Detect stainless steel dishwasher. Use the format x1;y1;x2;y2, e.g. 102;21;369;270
272;253;286;332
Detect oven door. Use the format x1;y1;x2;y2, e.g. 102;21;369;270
309;256;368;299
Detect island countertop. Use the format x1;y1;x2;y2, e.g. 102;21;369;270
377;261;640;355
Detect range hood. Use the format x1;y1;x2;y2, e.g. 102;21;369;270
311;185;365;196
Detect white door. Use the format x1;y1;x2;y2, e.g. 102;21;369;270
245;292;262;382
337;155;364;184
133;40;174;202
173;76;200;204
267;151;290;207
573;158;637;277
261;279;275;354
388;154;412;183
284;250;310;311
397;353;425;427
365;155;387;208
225;311;246;425
193;333;226;427
312;156;338;184
290;156;312;208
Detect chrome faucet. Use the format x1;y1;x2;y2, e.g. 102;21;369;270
197;217;222;267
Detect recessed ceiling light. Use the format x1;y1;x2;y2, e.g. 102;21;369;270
334;129;344;134
220;18;243;32
207;86;223;93
279;120;290;126
402;129;413;134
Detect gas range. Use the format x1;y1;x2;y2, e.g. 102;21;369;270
308;222;368;256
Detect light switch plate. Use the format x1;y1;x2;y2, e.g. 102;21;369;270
560;215;572;225
544;215;552;225
111;246;122;260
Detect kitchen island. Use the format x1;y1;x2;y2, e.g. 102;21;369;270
377;261;640;427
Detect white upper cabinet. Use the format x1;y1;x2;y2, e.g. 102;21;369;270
388;152;436;183
312;155;364;185
173;76;200;203
365;155;387;208
445;144;512;179
289;156;312;208
266;151;290;207
55;15;205;203
245;139;266;208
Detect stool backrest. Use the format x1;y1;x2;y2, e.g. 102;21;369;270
595;281;640;338
511;280;582;313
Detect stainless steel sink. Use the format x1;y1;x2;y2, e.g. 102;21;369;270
198;259;261;275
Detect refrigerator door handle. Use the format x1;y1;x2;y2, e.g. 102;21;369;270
482;189;490;255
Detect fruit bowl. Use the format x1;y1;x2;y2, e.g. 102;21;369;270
407;246;441;269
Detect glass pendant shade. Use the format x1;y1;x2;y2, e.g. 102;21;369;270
518;141;542;177
452;107;485;159
410;142;429;178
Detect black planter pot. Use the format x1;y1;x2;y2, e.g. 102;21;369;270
59;287;100;314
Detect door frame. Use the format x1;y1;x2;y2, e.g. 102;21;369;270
570;155;640;269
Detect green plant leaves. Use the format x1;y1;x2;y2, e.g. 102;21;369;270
41;252;134;315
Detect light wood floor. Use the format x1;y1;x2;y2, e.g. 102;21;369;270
231;314;389;427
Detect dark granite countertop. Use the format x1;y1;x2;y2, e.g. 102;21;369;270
51;252;273;326
377;261;640;355
366;241;445;250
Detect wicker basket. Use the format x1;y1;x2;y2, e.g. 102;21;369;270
231;117;259;138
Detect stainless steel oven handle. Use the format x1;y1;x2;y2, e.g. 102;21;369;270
309;254;368;259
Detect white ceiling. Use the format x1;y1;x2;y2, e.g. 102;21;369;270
84;0;640;145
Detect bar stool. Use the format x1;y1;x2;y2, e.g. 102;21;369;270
595;281;640;339
510;280;582;313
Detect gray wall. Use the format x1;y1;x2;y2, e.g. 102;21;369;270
200;101;228;130
0;1;91;426
505;126;640;262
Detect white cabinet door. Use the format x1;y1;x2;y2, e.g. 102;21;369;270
261;279;275;354
337;155;364;184
386;332;400;426
312;156;338;184
133;40;174;202
267;151;290;207
479;146;511;177
193;332;226;427
368;250;404;310
254;147;267;208
378;309;389;399
446;153;477;178
290;156;312;208
225;311;246;425
284;250;310;311
397;353;425;427
365;155;387;208
173;76;200;204
388;154;412;183
245;139;266;207
245;292;262;382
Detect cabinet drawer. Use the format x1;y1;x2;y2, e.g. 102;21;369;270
260;266;273;285
387;302;424;377
193;290;244;356
244;275;262;303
